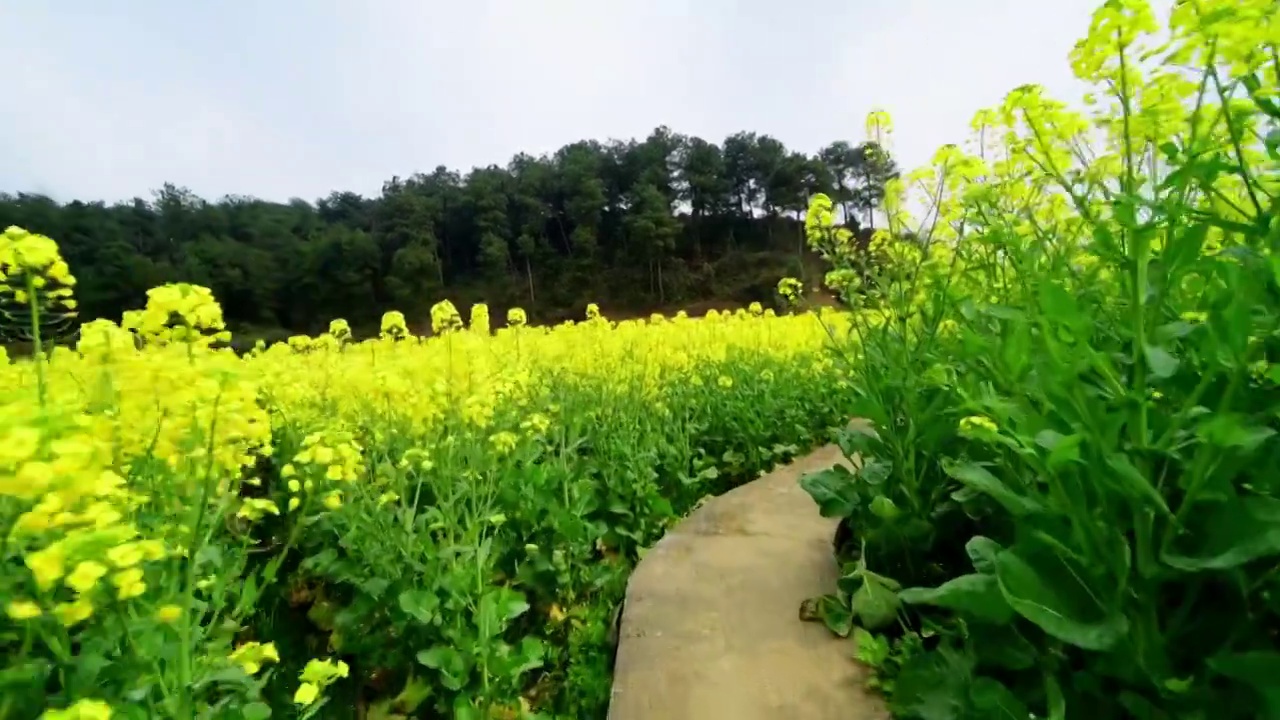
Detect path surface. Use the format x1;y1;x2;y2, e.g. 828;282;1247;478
608;444;888;720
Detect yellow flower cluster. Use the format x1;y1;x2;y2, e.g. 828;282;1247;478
281;430;364;511
1;219;851;716
294;657;349;706
430;299;462;335
122;283;229;348
380;310;410;340
228;640;280;675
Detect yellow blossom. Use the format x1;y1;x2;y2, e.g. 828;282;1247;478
112;568;147;600
6;599;42;620
53;598;94;627
959;415;999;434
155;604;182;623
322;492;342;510
294;682;320;706
39;699;113;720
66;561;109;594
105;542;145;568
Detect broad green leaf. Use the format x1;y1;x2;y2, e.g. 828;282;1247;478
1037;281;1084;329
942;460;1042;516
1142;343;1179;379
1209;651;1280;715
1036;431;1083;470
970;622;1037;671
852;627;890;667
898;573;1013;624
1197;414;1276;453
851;575;900;631
242;702;272;720
817;594;853;638
480;586;530;622
361;577;391;598
965;536;1002;574
869;495;900;520
800;466;860;517
1033;429;1067;450
1154;320;1196;342
968;677;1030;720
836;419;880;459
397;590;440;624
860;458;893;485
417;645;469;691
889;646;973;720
995;542;1128;651
1163;496;1280;570
512;636;547;676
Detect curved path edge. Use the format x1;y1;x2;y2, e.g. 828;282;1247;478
607;444;888;720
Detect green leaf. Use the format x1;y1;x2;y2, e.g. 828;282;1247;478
860;458;892;485
1154;320;1196;342
1209;651;1280;715
1105;454;1171;515
968;677;1030;720
1163;496;1280;570
452;696;483;720
970;622;1037;671
898;573;1013;624
851;575;901;631
1197;414;1276;453
852;627;890;668
477;587;530;637
1044;672;1066;720
1036;431;1083;470
890;646;973;720
1143;343;1179;379
512;637;547;677
965;536;1002;574
361;577;391;598
397;590;440;625
817;594;853;638
800;465;860;517
995;542;1128;651
416;645;469;691
869;495;901;520
1037;281;1084;329
942;460;1042;516
242;702;272;720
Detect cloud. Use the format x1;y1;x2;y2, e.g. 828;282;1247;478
2;0;1119;204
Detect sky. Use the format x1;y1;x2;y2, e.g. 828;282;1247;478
4;0;1111;205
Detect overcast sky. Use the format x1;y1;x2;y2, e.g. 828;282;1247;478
5;0;1113;204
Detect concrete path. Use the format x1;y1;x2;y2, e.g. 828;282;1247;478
608;445;887;720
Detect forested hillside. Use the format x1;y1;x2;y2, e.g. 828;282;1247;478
0;127;896;340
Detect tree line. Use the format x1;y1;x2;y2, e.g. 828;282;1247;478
0;127;897;338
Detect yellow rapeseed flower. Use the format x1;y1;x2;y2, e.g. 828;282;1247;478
959;416;999;434
111;568;146;600
39;698;113;720
229;641;280;675
322;492;342;511
6;599;42;620
105;543;144;568
155;604;182;623
53;598;94;627
66;561;109;594
294;682;320;706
